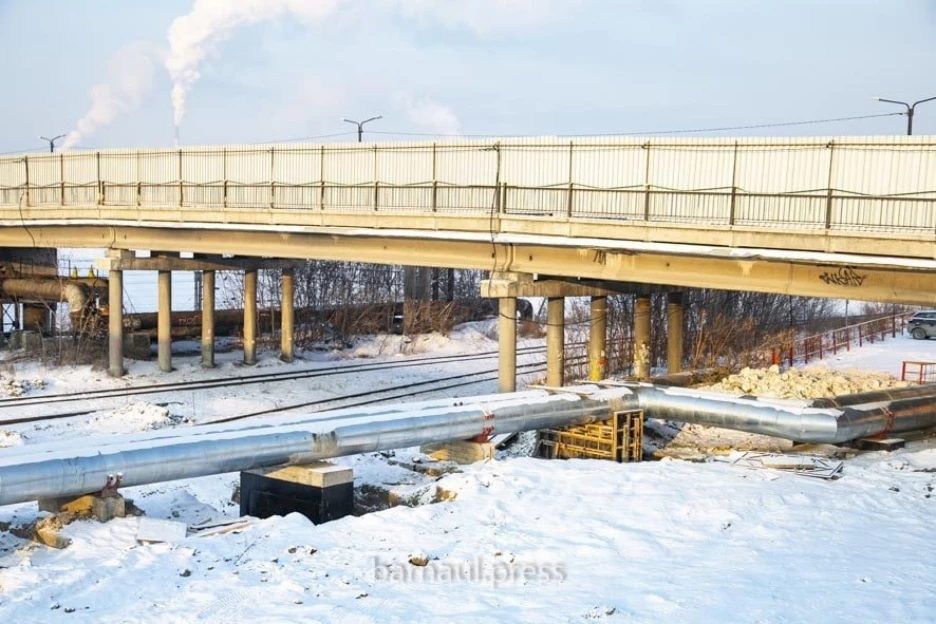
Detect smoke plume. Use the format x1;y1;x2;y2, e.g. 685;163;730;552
165;0;343;129
62;43;156;150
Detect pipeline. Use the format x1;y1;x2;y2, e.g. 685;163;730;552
0;278;91;321
632;384;936;444
3;382;936;507
0;387;633;506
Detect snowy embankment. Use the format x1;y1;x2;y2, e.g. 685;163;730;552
0;329;935;622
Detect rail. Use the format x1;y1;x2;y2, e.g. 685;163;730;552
1;137;936;236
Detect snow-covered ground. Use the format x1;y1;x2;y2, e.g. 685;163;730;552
1;328;936;622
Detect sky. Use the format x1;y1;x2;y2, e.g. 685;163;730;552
1;0;935;153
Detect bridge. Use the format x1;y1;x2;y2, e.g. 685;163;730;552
1;135;935;384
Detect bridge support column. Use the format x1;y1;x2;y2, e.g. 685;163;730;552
157;270;172;373
588;295;608;381
498;297;517;393
280;268;294;363
201;270;215;369
546;296;565;387
108;269;123;378
634;295;651;379
243;269;257;365
667;291;684;374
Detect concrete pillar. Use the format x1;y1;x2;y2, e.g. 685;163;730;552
588;295;608;381
498;297;517;393
634;295;651;379
108;269;123;377
546;296;565;387
157;270;172;373
667;291;684;374
201;270;215;368
281;268;294;363
243;268;257;365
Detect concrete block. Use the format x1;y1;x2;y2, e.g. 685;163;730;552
21;331;42;354
854;437;906;452
252;462;353;489
421;441;495;464
240;463;353;523
123;332;152;360
38;494;126;522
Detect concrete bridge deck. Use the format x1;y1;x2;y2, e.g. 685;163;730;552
0;135;935;304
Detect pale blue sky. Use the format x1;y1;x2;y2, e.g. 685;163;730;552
1;0;935;153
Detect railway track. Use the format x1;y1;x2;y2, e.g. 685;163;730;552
203;355;587;425
0;344;561;413
0;346;588;428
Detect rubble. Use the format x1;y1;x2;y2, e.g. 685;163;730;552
699;364;909;400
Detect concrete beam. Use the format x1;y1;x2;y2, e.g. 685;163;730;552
481;273;611;298
95;254;304;273
2;225;936;305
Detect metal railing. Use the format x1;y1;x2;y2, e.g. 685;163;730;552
769;313;910;368
1;138;935;235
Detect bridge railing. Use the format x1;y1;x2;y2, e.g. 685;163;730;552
2;137;935;234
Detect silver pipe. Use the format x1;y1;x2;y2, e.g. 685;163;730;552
0;388;634;506
634;385;936;444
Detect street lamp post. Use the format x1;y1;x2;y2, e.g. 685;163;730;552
39;134;66;153
342;115;383;142
872;96;936;135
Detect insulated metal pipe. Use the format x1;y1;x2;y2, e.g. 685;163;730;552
0;388;633;506
634;385;936;444
810;383;936;408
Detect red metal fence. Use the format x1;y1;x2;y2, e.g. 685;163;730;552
769;313;910;368
901;361;936;384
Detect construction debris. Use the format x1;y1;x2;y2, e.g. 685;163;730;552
701;364;909;400
730;452;844;480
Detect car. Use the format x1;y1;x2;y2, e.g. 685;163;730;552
908;310;936;340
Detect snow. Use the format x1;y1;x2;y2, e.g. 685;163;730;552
1;325;936;622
